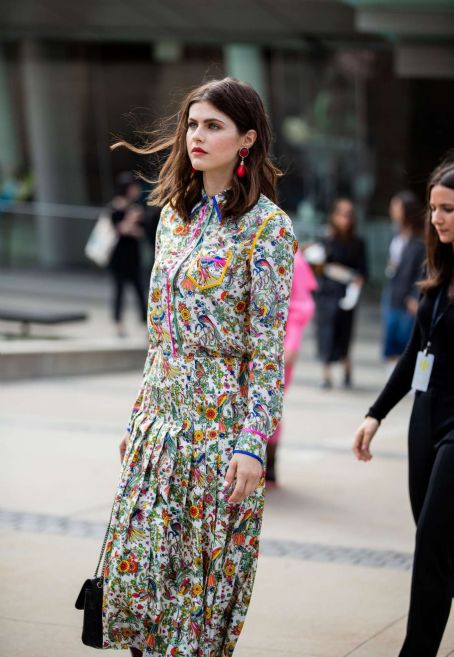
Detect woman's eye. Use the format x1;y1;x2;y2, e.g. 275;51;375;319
209;123;220;130
188;122;197;130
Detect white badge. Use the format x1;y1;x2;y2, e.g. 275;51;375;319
411;351;435;392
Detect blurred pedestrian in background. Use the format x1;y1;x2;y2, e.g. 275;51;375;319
266;247;317;483
382;191;425;371
109;172;148;337
314;198;368;389
353;154;454;657
101;78;295;657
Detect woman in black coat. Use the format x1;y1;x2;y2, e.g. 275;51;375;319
353;155;454;657
315;198;368;388
109;175;148;337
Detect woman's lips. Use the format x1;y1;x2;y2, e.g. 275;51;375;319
192;148;207;155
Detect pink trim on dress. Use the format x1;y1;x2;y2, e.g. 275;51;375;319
243;428;268;441
164;205;208;356
166;277;177;356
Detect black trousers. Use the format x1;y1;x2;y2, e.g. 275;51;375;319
399;393;454;657
112;267;147;323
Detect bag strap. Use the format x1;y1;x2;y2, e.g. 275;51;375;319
94;500;116;579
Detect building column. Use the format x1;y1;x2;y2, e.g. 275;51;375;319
0;45;21;180
223;45;268;107
21;40;89;267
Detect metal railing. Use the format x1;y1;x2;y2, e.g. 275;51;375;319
0;201;102;268
0;200;392;284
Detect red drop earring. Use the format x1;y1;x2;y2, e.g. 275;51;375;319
236;147;249;178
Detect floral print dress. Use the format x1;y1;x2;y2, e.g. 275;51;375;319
102;190;296;657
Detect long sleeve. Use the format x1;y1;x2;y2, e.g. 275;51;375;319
234;212;296;464
367;318;421;421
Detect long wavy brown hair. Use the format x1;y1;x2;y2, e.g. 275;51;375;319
111;78;281;222
420;154;454;300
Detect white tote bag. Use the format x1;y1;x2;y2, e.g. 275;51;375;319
85;210;118;267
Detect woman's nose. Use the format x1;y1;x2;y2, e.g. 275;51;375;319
193;127;204;141
431;210;443;226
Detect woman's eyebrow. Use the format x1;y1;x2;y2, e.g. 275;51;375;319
188;117;226;125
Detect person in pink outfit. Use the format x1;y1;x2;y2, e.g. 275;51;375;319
266;247;317;482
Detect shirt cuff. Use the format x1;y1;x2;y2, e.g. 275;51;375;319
233;450;263;465
234;428;268;464
366;407;382;423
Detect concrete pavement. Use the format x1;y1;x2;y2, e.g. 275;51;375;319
1;269;454;656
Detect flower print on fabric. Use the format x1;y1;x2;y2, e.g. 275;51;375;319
103;190;295;657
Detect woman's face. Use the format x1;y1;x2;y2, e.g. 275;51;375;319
126;183;142;202
186;101;256;177
430;184;454;248
332;200;354;234
389;197;404;226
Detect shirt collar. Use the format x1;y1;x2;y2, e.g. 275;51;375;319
191;188;228;222
202;187;228;204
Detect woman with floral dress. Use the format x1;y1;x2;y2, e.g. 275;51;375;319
101;78;296;657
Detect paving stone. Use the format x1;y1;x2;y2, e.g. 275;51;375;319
0;509;413;571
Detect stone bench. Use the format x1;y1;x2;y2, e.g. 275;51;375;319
0;309;88;337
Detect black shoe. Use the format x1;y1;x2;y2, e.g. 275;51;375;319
343;371;352;388
320;379;332;390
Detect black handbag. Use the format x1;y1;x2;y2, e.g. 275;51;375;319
75;511;112;648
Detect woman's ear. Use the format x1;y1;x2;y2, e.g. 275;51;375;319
242;129;257;149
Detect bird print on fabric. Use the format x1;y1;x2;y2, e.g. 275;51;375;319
188;252;232;289
194;313;223;346
252;256;276;290
250;402;271;435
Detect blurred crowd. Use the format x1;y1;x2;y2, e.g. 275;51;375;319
266;189;426;483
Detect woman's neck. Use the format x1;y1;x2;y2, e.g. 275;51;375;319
203;168;234;197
